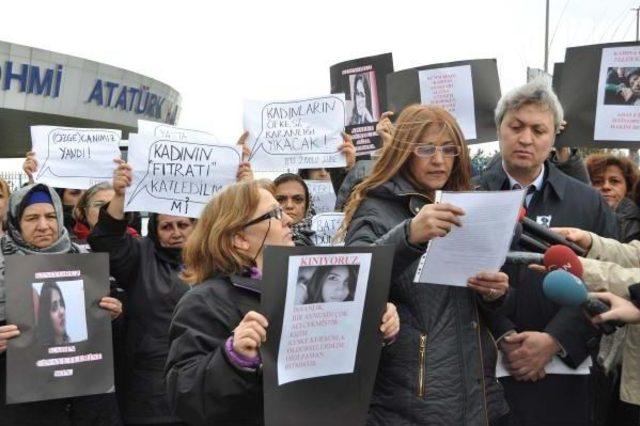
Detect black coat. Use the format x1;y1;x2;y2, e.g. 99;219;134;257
165;274;263;426
474;161;619;425
345;173;509;425
615;197;640;243
88;207;188;424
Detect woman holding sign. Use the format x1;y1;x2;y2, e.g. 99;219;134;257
340;104;510;425
0;183;123;425
164;180;400;425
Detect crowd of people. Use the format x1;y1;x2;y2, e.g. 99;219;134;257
0;78;639;426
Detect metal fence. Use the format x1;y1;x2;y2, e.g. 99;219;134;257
0;171;28;192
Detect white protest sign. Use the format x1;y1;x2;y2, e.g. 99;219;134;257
138;120;233;145
418;65;477;139
244;94;346;172
30;126;121;189
305;180;336;214
311;212;345;247
277;252;372;385
124;133;241;218
594;46;640;141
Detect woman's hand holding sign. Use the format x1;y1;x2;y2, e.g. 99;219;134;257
23;151;38;184
0;324;20;354
380;303;400;340
108;159;133;220
338;132;356;171
99;297;123;320
233;310;269;359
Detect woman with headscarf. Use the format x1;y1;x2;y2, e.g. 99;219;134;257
0;183;123;425
274;173;316;246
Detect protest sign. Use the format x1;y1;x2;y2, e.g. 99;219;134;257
556;42;640;148
244;95;346;172
261;245;394;426
5;253;113;404
30;126;121;189
330;53;394;155
124;133;241;218
386;59;501;144
305;180;336;214
138;119;230;145
310;212;344;247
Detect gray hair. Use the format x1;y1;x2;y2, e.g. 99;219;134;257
73;181;113;223
494;78;564;131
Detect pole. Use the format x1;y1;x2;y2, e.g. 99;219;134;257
634;6;640;41
544;0;550;72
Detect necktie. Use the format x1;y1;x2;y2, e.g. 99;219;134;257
512;184;536;207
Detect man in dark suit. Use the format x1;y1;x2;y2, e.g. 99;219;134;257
475;79;618;426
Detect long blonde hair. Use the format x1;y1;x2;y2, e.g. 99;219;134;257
181;180;266;285
338;104;472;239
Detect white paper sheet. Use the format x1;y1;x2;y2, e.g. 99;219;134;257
124;133;241;218
243;95;346;172
310;212;345;247
414;190;524;286
419;65;477;140
496;351;592;378
305;180;337;214
30;126;122;189
277;253;371;385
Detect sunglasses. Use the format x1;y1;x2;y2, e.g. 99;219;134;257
413;144;461;158
243;206;284;228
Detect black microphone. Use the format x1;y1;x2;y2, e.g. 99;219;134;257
518;208;587;256
505;251;544;265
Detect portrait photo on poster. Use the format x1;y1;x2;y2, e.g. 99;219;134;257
346;72;380;126
32;279;88;346
294;264;359;305
277;253;372;385
603;67;640;106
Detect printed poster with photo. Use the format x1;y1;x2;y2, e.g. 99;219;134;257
386;59;501;144
556;42;640;148
330;53;394;155
5;253;114;404
261;245;394;426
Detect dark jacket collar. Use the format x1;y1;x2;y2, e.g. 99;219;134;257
371;173;433;216
477;160;567;201
230;274;262;295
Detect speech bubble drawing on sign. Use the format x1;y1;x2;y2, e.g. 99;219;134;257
244;95;347;171
125;136;241;218
30;126;122;190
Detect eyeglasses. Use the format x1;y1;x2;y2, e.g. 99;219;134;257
243;206;284;228
413;144;461;158
88;200;109;209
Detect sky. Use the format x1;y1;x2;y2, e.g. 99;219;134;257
0;0;638;170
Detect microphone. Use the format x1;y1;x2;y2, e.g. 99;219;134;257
513;222;549;253
542;269;623;334
518;208;587;257
505;245;584;278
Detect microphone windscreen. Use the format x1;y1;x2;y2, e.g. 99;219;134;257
518;207;527;222
543;245;584;278
542;269;588;307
